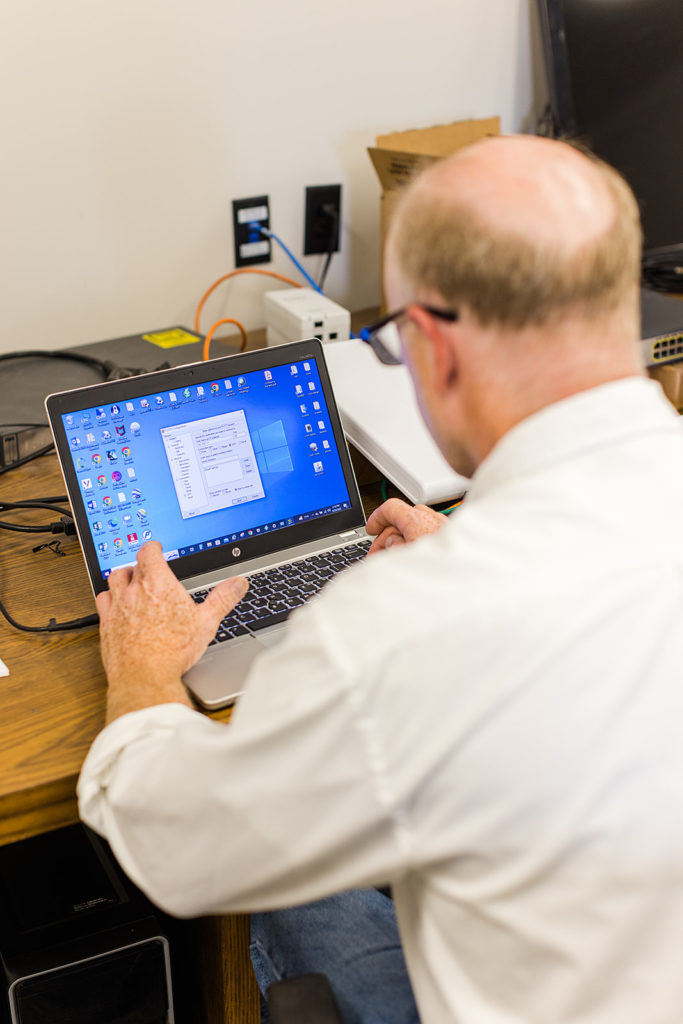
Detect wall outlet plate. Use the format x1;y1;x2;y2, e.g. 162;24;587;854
232;195;271;267
304;184;341;256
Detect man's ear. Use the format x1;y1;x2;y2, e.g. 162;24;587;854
407;304;458;394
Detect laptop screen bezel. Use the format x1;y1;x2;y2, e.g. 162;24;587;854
46;338;366;596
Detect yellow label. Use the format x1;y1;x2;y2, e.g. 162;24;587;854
142;328;199;349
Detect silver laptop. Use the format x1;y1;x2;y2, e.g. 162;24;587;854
46;339;368;709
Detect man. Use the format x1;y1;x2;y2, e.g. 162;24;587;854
79;135;683;1023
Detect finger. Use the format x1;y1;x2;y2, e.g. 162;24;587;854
107;565;134;589
95;589;112;619
366;498;415;538
135;540;165;574
201;575;250;624
368;525;403;555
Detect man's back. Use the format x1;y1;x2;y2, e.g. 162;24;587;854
339;378;683;1021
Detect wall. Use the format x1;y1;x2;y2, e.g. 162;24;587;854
0;0;546;355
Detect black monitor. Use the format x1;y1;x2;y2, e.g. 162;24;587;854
536;0;683;254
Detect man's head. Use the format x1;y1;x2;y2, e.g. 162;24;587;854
382;135;644;474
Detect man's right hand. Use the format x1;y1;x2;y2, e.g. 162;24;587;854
366;498;447;555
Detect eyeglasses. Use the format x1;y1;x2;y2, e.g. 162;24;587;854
358;305;458;366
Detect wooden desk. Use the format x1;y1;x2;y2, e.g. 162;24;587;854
0;440;384;1023
0;452;258;1022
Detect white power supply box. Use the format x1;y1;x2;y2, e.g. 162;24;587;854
264;288;351;346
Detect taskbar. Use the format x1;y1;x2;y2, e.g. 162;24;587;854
175;500;352;558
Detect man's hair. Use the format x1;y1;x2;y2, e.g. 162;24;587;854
390;148;643;329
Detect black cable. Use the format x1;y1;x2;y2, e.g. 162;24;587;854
0;593;99;633
0;499;72;517
0;442;55;475
317;206;339;291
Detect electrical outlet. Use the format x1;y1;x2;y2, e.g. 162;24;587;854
232;195;271;267
304;185;341;256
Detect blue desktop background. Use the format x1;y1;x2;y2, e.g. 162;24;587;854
61;356;351;577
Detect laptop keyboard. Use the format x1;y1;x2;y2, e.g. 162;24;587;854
192;538;372;645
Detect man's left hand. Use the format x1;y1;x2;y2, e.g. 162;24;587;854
96;541;249;721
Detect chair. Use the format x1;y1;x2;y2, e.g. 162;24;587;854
267;973;343;1024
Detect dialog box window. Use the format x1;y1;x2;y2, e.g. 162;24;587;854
161;410;265;519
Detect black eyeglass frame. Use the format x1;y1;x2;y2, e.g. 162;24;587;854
358;305;459;365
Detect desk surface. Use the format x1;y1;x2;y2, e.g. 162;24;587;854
0;445;383;848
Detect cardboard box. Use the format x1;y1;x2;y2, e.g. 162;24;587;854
368;116;500;306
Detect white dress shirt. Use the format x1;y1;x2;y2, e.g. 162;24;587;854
80;377;683;1023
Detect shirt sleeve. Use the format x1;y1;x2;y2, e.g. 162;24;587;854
77;592;410;918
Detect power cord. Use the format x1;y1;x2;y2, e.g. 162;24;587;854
0;497;98;632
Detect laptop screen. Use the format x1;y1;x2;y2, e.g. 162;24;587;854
47;340;364;592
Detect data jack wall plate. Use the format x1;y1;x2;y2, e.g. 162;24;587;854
304;184;341;255
232;195;271;267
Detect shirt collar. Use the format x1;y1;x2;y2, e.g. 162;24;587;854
468;377;681;498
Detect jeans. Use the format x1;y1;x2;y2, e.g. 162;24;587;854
250;888;420;1024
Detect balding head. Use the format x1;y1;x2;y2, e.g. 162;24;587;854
388;135;642;329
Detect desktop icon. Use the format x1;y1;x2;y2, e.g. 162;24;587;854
313;401;320;411
183;387;191;399
264;370;272;381
127;533;138;545
116;425;126;436
92;453;102;465
92;520;103;532
305;424;313;434
300;403;307;414
76;457;87;471
121;446;131;458
224;379;232;390
111;470;122;483
169;392;177;403
102;496;112;508
126;402;135;412
101;429;112;441
142;529;152;542
210;382;219;393
95;408;107;422
318;420;325;430
140;399;150;410
97;541;108;554
86;499;98;512
113;538;123;550
130;422;141;436
65;416;74;427
117;491;127;503
295;385;303;395
322;439;330;449
197;385;205;396
155;396;164;406
290;365;298;375
97;474;107;487
107;518;118;529
313;461;323;473
86;432;96;444
238;377;246;388
106;449;117;462
308;382;315;391
131;488;142;501
110;405;120;416
127;466;137;479
82;478;92;491
303;362;310;372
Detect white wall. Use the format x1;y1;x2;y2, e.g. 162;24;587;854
0;0;546;355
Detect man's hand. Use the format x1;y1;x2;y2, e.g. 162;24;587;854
96;541;248;722
366;498;447;555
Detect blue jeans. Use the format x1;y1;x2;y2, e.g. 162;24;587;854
250;888;420;1024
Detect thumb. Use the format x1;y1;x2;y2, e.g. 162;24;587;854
201;575;249;626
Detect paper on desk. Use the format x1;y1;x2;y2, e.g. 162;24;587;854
0;657;8;677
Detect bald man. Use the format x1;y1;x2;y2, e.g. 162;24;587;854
79;137;683;1023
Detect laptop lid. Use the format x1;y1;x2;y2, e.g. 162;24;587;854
46;339;365;598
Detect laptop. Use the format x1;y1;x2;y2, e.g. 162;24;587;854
46;338;369;709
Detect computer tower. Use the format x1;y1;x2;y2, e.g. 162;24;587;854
0;824;176;1024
